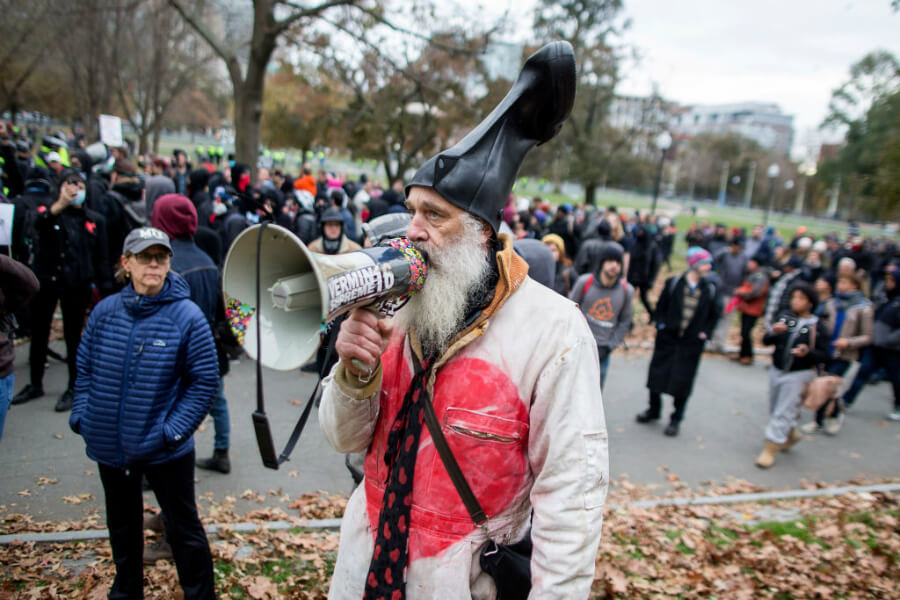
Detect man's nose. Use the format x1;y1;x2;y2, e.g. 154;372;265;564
407;216;427;242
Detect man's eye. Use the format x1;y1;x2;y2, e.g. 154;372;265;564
428;211;440;220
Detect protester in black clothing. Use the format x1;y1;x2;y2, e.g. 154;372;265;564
637;246;720;437
627;224;661;316
12;169;111;411
97;159;145;274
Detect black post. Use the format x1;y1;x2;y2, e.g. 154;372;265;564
651;149;665;215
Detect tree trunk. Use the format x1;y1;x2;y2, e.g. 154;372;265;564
383;158;396;184
584;182;597;206
138;130;150;156
152;120;162;154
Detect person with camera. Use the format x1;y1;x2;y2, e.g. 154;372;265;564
12;169;112;411
756;283;829;468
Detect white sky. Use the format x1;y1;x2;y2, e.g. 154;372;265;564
468;0;900;161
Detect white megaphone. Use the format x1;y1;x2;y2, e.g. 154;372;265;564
221;223;426;371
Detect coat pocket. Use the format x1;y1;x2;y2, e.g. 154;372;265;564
583;431;608;509
444;407;528;444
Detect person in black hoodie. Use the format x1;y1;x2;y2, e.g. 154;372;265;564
97;158;145;277
12;169;111;411
627;223;661;316
756;282;829;468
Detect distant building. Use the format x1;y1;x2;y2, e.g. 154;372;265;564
607;94;674;157
671;102;794;157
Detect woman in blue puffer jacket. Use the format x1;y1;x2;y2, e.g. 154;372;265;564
70;227;218;599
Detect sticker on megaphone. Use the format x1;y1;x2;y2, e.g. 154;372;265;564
221;224;427;371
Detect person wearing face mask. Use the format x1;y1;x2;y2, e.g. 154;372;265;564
308;208;361;255
11;169;112;411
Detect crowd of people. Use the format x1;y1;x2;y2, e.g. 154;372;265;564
1;113;899;596
1;122;898;453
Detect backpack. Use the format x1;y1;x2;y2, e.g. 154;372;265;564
579;273;628;298
107;190;147;232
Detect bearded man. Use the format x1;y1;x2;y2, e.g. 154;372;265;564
319;42;608;600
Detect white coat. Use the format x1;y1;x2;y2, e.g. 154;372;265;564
319;237;608;599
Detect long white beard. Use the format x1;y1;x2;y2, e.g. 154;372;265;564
394;214;491;354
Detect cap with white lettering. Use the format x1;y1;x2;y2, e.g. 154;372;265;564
122;227;173;256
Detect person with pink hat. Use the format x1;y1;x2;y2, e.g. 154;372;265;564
637;246;721;436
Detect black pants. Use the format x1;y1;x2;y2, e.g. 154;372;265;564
648;391;689;423
635;285;654;316
739;313;757;359
98;450;214;600
843;347;900;409
29;284;91;390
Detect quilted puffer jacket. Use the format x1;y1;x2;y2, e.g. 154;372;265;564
70;272;218;468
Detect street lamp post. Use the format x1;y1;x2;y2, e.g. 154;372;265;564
651;131;672;214
763;162;780;225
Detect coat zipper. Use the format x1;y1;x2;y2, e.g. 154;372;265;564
117;296;142;467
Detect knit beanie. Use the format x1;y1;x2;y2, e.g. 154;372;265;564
152;193;198;238
686;246;712;270
541;233;566;257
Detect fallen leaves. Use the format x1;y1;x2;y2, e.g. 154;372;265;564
61;493;94;505
1;478;898;599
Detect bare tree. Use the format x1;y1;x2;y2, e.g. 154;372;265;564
0;0;59;119
111;0;215;153
169;0;363;174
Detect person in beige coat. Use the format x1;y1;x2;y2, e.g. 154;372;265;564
801;271;873;434
307;207;362;255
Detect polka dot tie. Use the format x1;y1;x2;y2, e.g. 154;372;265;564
363;353;432;600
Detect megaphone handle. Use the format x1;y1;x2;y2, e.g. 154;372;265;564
349;304;383;379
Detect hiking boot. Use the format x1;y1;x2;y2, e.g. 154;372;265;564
823;413;844;435
143;539;173;564
663;421;680;437
54;389;74;412
799;421;821;434
780;428;803;451
635;409;660;424
196;448;231;474
739;356;753;366
755;440;780;468
11;384;43;405
143;513;164;533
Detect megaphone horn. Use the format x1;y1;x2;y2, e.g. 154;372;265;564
222;224;426;371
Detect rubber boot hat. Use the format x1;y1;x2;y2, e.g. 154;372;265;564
406;41;576;232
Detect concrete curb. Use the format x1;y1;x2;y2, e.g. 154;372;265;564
3;484;896;546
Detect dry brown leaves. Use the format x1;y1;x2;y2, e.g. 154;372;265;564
2;481;897;599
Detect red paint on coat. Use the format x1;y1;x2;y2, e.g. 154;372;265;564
365;338;530;561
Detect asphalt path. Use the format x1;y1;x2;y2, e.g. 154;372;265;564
1;339;897;524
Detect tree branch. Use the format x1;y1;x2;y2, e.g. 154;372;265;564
276;0;361;34
168;0;243;84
